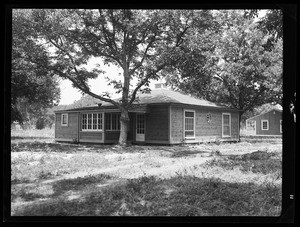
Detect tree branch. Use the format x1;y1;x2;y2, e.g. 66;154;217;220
128;62;168;106
51;67;121;108
128;36;156;76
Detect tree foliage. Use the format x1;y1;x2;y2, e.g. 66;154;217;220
11;9;61;124
244;9;283;51
15;9;216;144
167;10;283;122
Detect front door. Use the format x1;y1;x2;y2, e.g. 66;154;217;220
136;113;145;141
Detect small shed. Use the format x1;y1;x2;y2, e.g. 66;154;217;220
54;89;241;144
246;108;282;136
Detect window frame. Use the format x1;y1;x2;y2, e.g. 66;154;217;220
184;109;196;139
261;120;269;131
222;113;231;137
105;113;121;131
61;113;68;126
81;112;103;132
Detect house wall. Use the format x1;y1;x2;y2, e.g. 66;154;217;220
55;112;79;142
254;110;282;135
55;105;240;145
144;105;169;142
170;105;239;144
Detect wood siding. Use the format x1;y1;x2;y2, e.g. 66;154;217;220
145;105;169;141
170;106;184;143
79;131;103;141
253;110;282;135
55;112;79;141
55;105;239;145
170;106;239;143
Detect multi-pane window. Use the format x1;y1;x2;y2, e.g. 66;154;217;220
106;113;121;131
61;114;68;126
87;113;92;130
82;113;103;131
98;113;103;130
222;113;231;137
82;114;87;130
136;114;145;134
184;110;195;138
261;120;269;130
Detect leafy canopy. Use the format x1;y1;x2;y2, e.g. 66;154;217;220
11;9;61;124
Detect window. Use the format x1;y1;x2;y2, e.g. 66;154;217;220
184;110;195;138
106;113;121;131
222;113;231;137
61;114;68;126
280;120;282;133
82;113;103;131
261;120;269;130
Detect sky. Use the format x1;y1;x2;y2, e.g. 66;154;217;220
58;9;268;105
59;57;159;105
59;57;122;105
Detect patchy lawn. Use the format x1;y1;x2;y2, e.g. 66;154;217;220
10;130;282;216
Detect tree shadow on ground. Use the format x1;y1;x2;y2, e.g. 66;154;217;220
11;136;53;140
169;149;213;158
11;174;281;216
11;141;85;153
51;173;112;196
11;173;114;213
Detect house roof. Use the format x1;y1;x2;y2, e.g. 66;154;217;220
246;107;282;121
54;89;237;112
129;89;229;108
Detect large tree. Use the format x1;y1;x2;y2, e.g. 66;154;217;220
12;9;61;124
167;10;283;124
16;9;216;145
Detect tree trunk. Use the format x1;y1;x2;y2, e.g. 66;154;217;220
118;109;130;146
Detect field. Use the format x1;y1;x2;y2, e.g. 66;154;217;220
11;128;282;216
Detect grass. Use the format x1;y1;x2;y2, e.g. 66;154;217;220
11;127;54;139
12;175;281;216
10;129;282;216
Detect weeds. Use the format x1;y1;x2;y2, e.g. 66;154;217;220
13;175;281;216
11;137;282;216
205;151;281;176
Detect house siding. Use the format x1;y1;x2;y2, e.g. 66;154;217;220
170;106;184;143
253;110;282;135
170;106;239;143
145;105;169;141
55;105;239;145
55;112;79;141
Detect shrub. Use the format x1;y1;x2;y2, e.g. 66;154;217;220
36;118;46;130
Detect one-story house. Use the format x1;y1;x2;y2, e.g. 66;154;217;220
245;107;282;136
54;88;240;144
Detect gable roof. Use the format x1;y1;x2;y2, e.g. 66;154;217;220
55;89;237;112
